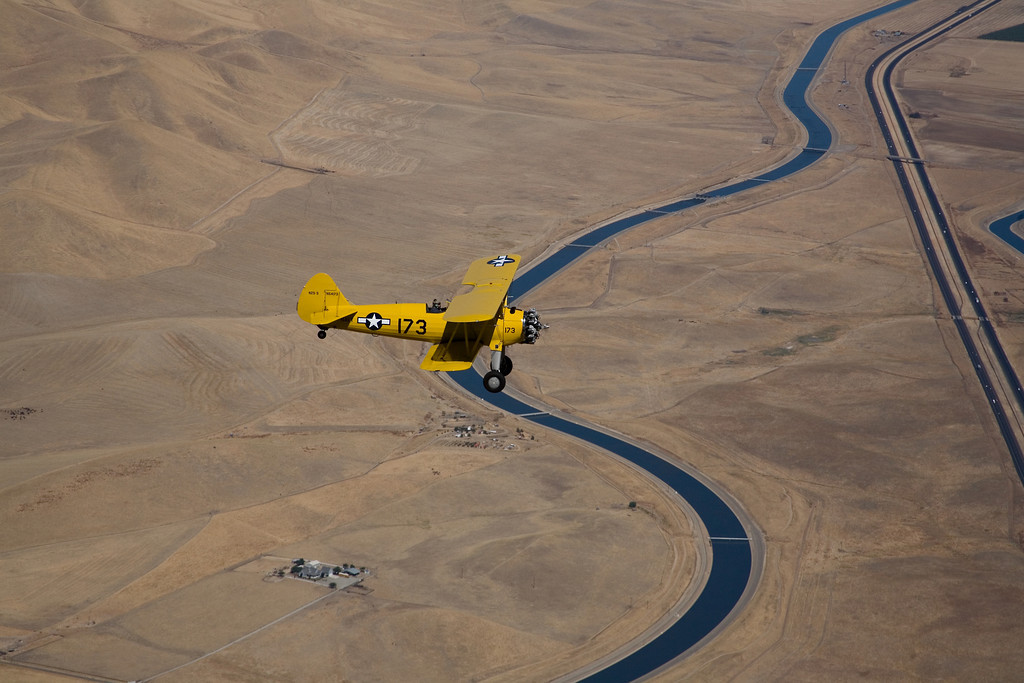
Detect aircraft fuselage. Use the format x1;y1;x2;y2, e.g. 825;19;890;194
321;303;529;347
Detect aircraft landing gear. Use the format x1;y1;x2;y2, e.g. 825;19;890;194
483;370;506;393
317;329;327;339
486;349;512;392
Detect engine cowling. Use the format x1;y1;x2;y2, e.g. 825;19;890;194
501;306;545;345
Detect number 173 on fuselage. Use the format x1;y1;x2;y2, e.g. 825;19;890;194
297;254;545;393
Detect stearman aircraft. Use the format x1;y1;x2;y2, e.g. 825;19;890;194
297;254;545;393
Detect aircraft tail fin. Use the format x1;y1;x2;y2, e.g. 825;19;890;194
298;273;352;324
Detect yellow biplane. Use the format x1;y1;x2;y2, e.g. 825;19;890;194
297;254;545;393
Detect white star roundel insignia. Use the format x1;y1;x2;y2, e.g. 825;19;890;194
358;312;390;330
487;255;515;267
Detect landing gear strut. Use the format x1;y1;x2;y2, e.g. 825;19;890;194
484;349;512;393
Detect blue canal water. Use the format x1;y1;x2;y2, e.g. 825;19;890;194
453;1;920;679
506;0;917;306
451;369;753;680
451;372;746;542
990;209;1024;255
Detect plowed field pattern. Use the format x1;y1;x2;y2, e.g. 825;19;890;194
274;90;430;176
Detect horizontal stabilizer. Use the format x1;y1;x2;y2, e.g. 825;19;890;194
307;308;357;326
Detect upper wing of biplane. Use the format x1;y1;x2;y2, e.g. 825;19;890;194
442;254;521;323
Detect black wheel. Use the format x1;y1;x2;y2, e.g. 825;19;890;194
500;355;513;376
483;370;506;393
317;329;327;339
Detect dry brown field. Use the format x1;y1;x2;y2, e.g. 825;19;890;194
2;0;1024;681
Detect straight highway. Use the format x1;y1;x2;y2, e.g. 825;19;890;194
866;0;1024;485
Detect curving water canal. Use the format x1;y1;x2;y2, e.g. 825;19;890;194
452;1;918;679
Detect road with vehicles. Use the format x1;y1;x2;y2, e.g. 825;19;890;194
866;0;1024;486
442;0;1001;679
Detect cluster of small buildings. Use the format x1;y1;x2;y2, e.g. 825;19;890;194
290;559;367;582
5;406;39;420
872;29;906;40
451;424;495;438
437;411;536;450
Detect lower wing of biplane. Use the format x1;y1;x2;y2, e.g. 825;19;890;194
297;254;545;393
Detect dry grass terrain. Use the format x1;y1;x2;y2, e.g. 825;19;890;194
2;0;1024;681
